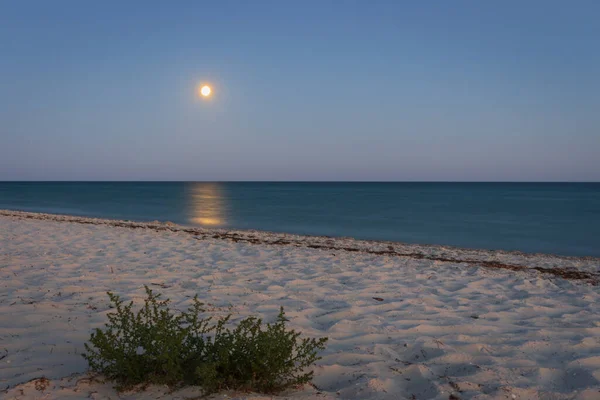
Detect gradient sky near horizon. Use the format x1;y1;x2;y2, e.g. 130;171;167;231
1;1;599;181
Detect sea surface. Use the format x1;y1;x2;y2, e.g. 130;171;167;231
1;182;599;257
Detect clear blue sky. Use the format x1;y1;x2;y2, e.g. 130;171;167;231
1;0;598;181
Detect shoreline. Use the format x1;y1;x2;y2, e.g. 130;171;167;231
2;210;600;399
2;209;599;285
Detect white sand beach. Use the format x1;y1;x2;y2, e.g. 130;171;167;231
1;210;600;399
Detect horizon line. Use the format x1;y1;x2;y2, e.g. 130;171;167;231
1;180;599;184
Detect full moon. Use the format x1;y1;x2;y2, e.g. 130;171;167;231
199;85;212;97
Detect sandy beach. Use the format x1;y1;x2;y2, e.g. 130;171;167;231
2;210;600;399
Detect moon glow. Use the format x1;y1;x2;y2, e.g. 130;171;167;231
199;85;212;97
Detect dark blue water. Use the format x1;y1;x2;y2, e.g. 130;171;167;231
1;182;599;257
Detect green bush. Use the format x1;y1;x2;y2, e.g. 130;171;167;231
82;286;327;394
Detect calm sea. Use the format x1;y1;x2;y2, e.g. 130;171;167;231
1;182;599;257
